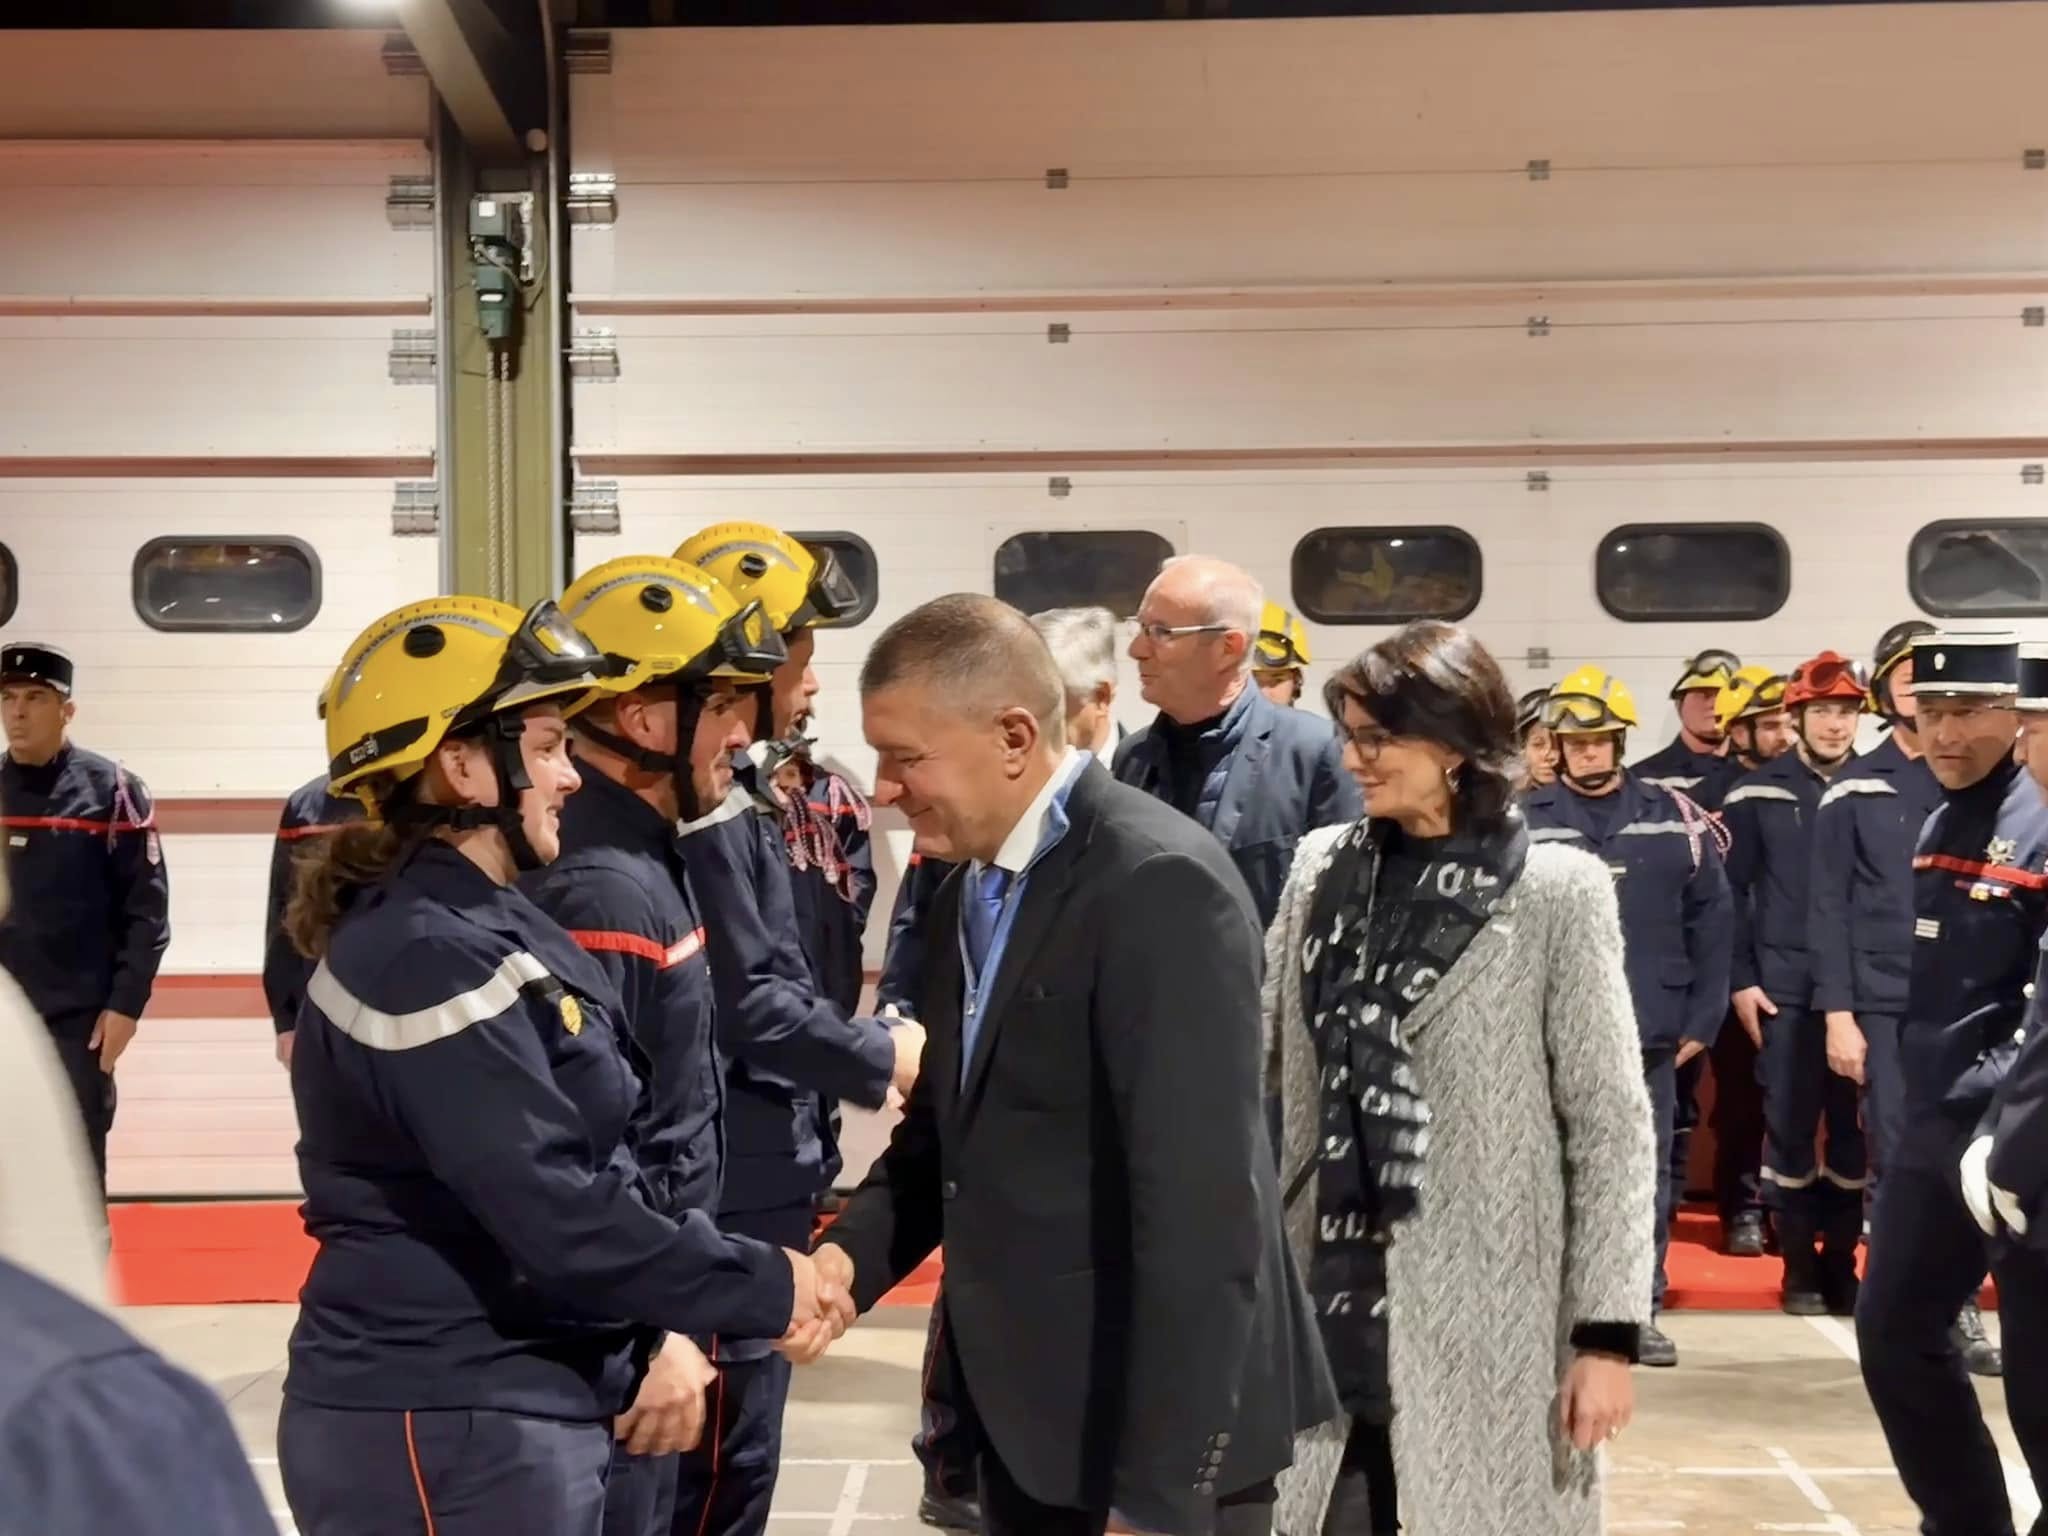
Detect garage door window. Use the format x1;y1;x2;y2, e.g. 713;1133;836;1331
133;538;321;633
1909;521;2048;617
790;531;878;627
0;545;14;627
1292;527;1482;624
1595;524;1789;623
994;530;1174;617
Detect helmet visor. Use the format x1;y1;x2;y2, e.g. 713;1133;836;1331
496;600;620;709
1674;647;1741;694
1541;692;1629;734
699;598;791;682
792;542;863;628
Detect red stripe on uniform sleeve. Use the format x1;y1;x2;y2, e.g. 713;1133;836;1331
1914;852;2048;890
567;928;707;969
0;816;112;834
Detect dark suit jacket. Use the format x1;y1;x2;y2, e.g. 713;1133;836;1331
1113;689;1361;929
823;760;1335;1532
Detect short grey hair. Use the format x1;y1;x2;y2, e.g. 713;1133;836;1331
1159;554;1263;676
1029;606;1118;704
859;593;1066;743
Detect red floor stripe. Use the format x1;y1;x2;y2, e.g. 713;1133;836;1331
106;1202;1991;1312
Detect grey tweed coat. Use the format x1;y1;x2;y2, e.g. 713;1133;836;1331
1264;826;1657;1536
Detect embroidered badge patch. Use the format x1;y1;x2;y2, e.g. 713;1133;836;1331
560;995;583;1036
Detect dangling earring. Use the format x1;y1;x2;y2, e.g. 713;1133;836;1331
1444;763;1462;792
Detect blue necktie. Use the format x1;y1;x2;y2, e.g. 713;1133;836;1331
963;864;1012;982
960;864;1012;1079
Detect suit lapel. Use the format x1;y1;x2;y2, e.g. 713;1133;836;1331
1210;698;1273;847
956;768;1105;1121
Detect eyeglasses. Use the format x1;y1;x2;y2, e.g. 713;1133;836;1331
1343;726;1399;758
1133;622;1229;647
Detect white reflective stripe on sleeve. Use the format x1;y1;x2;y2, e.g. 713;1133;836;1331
1617;821;1692;836
675;786;753;839
1639;775;1702;791
1527;827;1584;842
308;951;550;1051
1819;778;1898;810
1723;784;1799;805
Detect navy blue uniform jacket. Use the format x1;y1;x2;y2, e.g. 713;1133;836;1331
1635;736;1730;805
1721;750;1843;1006
1982;927;2048;1251
1113;686;1360;929
1806;735;1942;1018
286;842;793;1420
262;775;362;1035
1904;757;2048;1126
0;1256;274;1535
1523;777;1734;1051
0;745;169;1032
677;786;896;1221
524;765;725;1223
876;852;954;1015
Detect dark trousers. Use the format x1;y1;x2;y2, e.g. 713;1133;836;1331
1671;1051;1706;1201
1992;1241;2048;1535
670;1201;809;1536
48;1027;115;1196
279;1399;611;1536
1644;1047;1677;1312
913;1280;978;1497
1759;1007;1866;1250
603;1442;677;1536
1320;1419;1398;1535
1856;1129;2006;1535
1711;1016;1765;1231
1858;1012;1906;1201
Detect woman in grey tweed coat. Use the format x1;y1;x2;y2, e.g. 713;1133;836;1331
1265;623;1657;1536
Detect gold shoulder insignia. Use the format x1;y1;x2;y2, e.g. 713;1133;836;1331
560;995;583;1036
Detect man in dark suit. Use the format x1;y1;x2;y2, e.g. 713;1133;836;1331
810;594;1332;1536
1112;556;1360;928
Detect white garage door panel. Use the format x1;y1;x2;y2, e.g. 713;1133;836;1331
1;479;439;795
586;163;2046;305
596;6;2044;181
0;143;431;301
0;319;431;458
158;834;273;976
0;30;424;140
584;303;2046;455
110;1017;296;1197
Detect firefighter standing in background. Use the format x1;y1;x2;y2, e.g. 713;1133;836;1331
0;643;169;1200
1859;631;2048;1536
1523;666;1733;1369
1699;665;1792;1256
1724;652;1866;1313
1807;622;1999;1373
523;556;792;1536
261;774;362;1068
1253;601;1312;707
670;522;924;1536
1638;651;1739;1227
1957;638;2048;1499
1635;648;1738;795
1515;687;1558;790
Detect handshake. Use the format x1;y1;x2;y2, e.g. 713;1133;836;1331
779;1242;859;1364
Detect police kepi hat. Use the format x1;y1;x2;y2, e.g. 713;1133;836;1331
1911;631;2017;698
0;643;74;697
2019;642;2048;712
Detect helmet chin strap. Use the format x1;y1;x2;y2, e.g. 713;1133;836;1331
393;714;547;872
1796;721;1852;771
572;683;708;824
1559;730;1624;793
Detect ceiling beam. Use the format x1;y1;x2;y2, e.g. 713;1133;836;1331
396;0;547;166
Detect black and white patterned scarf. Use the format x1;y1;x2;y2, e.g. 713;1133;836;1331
1298;810;1528;1410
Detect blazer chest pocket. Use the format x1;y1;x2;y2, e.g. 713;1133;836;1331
987;993;1091;1113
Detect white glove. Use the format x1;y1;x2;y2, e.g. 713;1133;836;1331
1961;1136;1997;1236
1994;1181;2030;1238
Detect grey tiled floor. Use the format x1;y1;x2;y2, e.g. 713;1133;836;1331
123;1304;2034;1535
